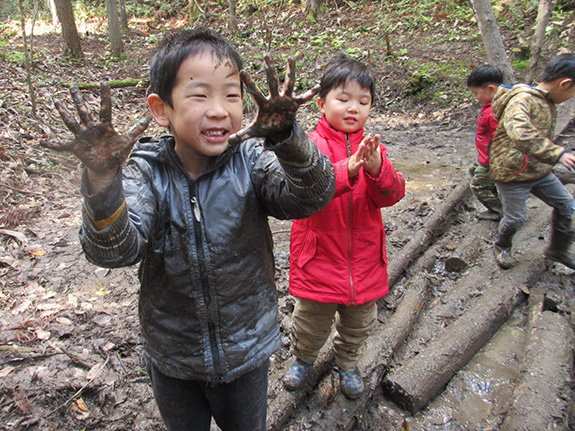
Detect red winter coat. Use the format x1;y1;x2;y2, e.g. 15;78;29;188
289;116;406;305
475;102;498;166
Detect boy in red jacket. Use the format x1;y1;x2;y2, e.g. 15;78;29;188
467;64;503;221
284;54;405;398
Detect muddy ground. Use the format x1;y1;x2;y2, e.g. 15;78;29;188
2;3;575;430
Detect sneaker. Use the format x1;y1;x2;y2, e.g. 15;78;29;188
476;210;502;221
339;366;364;399
494;246;516;269
283;358;313;390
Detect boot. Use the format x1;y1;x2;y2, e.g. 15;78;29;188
494;230;517;269
544;230;575;270
339;366;364;399
283;357;313;390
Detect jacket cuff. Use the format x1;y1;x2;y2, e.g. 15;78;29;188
81;168;126;222
264;122;314;168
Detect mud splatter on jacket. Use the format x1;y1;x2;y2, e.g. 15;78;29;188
490;84;565;182
79;123;335;384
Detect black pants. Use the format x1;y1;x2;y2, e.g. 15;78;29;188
147;360;269;431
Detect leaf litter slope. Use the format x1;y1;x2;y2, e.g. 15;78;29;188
1;2;575;429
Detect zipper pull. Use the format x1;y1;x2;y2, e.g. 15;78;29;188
191;196;201;222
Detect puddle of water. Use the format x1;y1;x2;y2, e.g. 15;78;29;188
407;309;527;430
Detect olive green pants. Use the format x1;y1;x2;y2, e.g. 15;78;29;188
290;297;377;371
469;162;502;214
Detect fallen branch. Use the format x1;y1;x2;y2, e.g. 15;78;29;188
63;78;149;89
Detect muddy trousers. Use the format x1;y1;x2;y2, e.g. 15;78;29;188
495;173;575;242
469;163;502;213
290;297;377;371
146;359;269;431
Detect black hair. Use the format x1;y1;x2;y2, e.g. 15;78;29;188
541;53;575;83
149;28;243;107
319;54;375;102
467;64;503;88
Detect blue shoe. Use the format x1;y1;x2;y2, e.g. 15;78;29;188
339;366;364;399
283;358;313;390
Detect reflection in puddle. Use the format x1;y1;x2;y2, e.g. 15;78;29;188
408;310;526;430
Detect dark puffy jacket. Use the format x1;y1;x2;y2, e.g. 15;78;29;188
79;124;335;383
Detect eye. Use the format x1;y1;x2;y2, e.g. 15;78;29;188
191;94;207;99
227;93;241;100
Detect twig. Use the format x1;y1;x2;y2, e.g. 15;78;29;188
44;356;109;418
0;183;45;198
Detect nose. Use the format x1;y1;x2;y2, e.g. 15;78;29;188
347;100;359;114
206;98;229;119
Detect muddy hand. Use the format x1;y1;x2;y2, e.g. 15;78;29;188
229;54;319;145
41;83;150;175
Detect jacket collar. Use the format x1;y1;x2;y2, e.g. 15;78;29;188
315;115;365;147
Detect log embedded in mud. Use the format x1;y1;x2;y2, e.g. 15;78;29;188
500;295;575;430
387;178;471;287
382;266;534;414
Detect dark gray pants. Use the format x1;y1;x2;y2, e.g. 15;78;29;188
147;359;269;431
496;173;575;237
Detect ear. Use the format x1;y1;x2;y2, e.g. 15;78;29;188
317;97;325;114
147;93;171;128
559;78;574;89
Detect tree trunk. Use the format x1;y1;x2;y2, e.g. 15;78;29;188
228;0;238;34
104;0;123;59
18;0;37;117
46;0;58;27
53;0;84;59
305;0;322;17
526;0;553;84
117;0;129;34
470;0;516;85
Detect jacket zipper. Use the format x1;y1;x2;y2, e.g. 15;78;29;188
191;186;222;376
346;134;354;305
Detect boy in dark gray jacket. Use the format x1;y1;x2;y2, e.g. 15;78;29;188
42;28;334;431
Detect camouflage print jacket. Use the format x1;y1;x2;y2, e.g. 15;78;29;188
489;84;565;182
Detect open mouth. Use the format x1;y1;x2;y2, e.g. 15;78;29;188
203;129;228;137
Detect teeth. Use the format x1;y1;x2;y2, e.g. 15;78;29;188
204;130;225;136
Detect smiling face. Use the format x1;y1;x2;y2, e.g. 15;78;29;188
318;79;372;134
148;52;243;177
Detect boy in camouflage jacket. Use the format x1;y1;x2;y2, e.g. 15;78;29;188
490;53;575;269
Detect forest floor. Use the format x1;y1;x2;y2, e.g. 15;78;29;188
1;2;575;430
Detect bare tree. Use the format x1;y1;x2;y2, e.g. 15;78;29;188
305;0;322;17
470;0;516;85
18;0;37;116
53;0;84;59
117;0;129;34
228;0;238;34
46;0;58;27
104;0;124;59
526;0;553;84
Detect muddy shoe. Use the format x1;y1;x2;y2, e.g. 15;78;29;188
283;358;313;390
494;246;516;269
544;248;575;270
476;210;502;221
339;366;364;399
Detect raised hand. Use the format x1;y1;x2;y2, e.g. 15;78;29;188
41;83;150;176
363;134;383;177
229;54;319;145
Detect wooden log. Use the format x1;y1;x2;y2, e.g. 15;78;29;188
500;310;575;431
387;178;471;288
443;222;492;273
381;261;542;414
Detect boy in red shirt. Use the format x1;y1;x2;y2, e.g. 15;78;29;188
467;64;504;221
